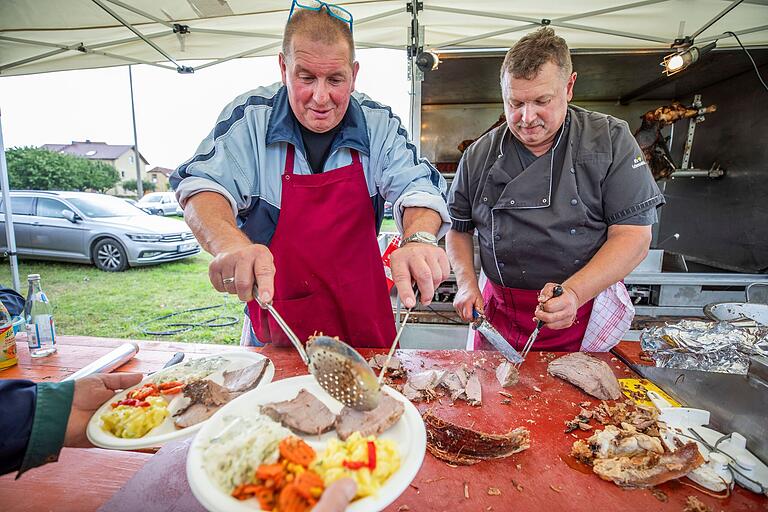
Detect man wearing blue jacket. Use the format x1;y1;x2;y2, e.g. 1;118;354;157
171;3;450;348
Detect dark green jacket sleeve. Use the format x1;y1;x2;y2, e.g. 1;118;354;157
0;379;74;477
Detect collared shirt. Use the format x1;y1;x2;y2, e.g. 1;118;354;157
448;106;664;290
170;82;450;246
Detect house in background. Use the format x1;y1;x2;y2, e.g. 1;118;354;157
147;166;175;192
42;140;149;196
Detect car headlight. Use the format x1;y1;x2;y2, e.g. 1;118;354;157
126;233;163;242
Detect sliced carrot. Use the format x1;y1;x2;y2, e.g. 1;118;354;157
277;484;312;512
294;471;324;500
160;385;183;395
158;380;184;390
278;437;316;467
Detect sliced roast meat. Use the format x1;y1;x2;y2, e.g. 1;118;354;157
464;372;482;406
261;388;336;435
222;359;269;393
592;442;705;488
496;361;519;388
335;394;405;440
172;379;233;428
182;379;232;407
547;352;621;400
174;402;221;429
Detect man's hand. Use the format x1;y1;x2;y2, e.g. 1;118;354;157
209;242;276;303
534;283;580;330
453;284;484;323
64;373;143;448
390;243;450;309
312;478;357;512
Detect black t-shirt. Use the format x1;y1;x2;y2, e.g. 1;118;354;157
298;122;342;174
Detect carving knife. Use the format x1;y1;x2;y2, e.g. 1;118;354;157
471;309;524;364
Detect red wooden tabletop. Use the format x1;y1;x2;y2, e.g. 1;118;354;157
1;336;765;512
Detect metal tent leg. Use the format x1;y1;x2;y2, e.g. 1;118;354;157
0;111;21;292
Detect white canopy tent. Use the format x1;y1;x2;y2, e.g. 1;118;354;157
1;0;767;289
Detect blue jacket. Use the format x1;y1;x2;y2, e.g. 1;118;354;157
171;83;449;245
0;379;73;476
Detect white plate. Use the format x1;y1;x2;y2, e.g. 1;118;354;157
187;374;426;512
87;352;274;450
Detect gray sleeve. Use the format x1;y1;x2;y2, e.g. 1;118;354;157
603;120;665;225
447;153;475;232
615;206;658;225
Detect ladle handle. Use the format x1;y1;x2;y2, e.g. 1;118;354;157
255;294;309;365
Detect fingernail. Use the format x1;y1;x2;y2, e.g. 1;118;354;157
260;291;270;302
405;298;415;309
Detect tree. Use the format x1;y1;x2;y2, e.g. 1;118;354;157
4;146;120;191
122;179;156;193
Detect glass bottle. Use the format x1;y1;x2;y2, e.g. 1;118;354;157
24;274;57;358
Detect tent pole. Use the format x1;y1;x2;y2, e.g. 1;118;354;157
0;111;21;292
407;1;423;158
128;65;143;198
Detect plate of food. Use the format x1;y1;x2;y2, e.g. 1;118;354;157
187;374;426;512
87;352;274;450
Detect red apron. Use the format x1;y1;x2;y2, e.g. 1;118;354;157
246;144;395;349
474;280;594;352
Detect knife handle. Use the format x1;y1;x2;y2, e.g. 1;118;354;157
535;285;564;328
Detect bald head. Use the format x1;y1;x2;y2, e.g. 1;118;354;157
282;7;355;65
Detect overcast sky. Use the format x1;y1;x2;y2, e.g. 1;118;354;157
0;49;409;170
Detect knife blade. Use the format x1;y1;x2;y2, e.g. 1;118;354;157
471;309;524;364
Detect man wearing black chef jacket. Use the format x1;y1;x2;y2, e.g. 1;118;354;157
447;28;664;353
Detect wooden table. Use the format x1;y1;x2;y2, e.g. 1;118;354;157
1;335;766;512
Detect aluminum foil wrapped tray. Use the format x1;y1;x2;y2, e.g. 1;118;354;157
640;320;768;375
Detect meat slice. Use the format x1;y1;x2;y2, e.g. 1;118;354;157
335;394;405;440
222;359;269;393
423;410;530;465
261;389;336;435
496;361;519;387
592;442;705;488
547;352;621;400
173;380;232;429
174;403;219;428
464;373;482;406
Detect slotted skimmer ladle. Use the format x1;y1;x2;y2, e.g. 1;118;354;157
255;296;381;411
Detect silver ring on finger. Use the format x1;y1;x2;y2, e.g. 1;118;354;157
222;277;235;285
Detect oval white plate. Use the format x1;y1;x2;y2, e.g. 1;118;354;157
87;351;274;450
187;374;426;512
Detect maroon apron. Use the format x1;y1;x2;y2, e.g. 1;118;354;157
247;144;396;349
474;280;594;352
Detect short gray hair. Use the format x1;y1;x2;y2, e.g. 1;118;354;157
282;7;355;64
500;27;572;84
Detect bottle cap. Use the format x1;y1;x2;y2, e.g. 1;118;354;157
27;274;41;281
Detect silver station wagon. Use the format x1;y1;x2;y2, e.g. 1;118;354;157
0;191;200;271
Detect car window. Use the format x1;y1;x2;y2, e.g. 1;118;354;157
37;198;74;218
141;195;162;203
68;195;148;218
0;196;35;215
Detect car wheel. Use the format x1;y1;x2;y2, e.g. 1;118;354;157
92;238;129;272
157;209;165;216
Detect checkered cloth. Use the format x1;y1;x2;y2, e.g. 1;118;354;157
580;282;635;352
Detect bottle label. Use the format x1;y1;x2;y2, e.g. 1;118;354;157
0;324;18;369
34;314;56;346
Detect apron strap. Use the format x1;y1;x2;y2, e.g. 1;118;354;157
284;144;296;176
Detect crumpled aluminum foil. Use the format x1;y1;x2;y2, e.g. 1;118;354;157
640;320;768;375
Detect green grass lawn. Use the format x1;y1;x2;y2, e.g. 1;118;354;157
0;252;244;345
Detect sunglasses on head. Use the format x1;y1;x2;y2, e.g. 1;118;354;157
288;0;354;33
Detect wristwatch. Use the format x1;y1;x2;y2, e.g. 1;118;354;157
400;231;438;247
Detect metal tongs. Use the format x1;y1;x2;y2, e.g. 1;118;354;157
255;296;381;411
515;284;563;369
